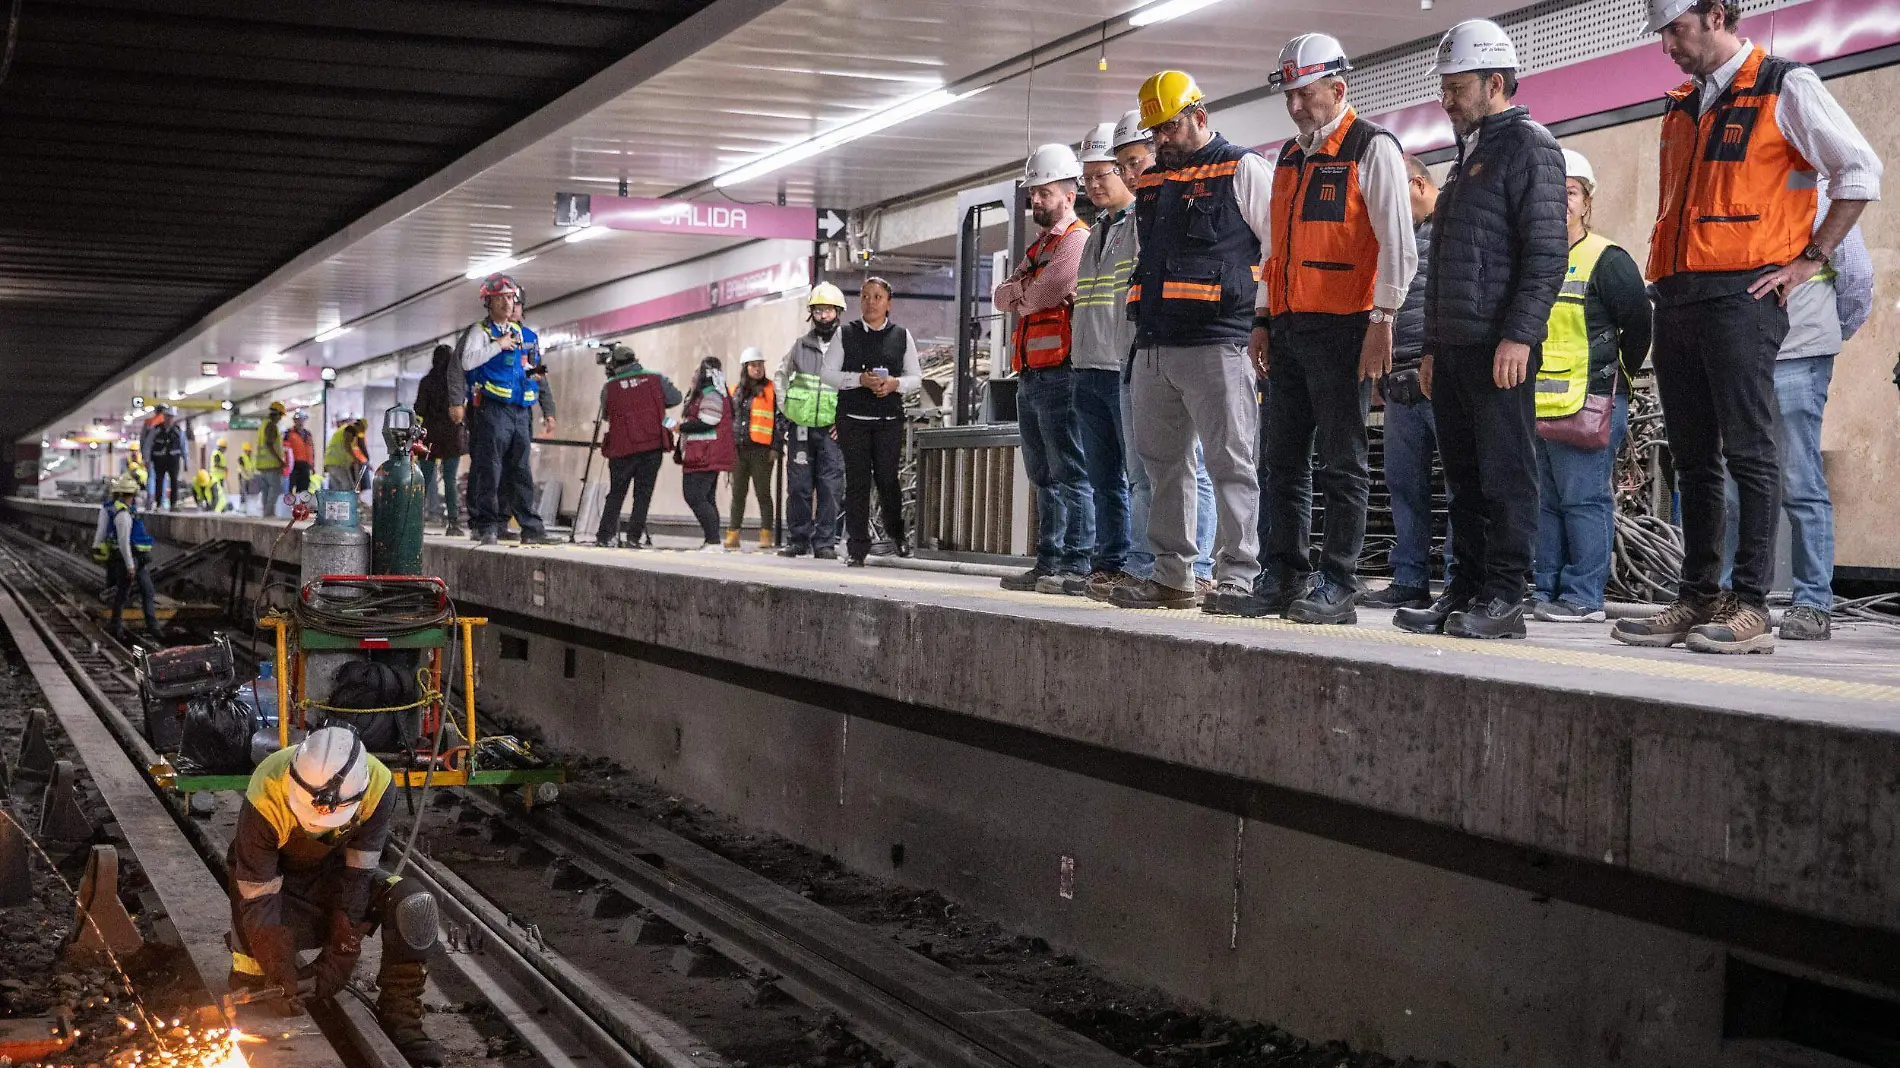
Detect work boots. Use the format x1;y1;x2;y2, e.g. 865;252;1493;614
1610;593;1714;648
375;961;444;1067
758;529;773;550
723;529;742;551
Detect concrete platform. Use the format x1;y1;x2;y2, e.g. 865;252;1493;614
9;498;1900;1050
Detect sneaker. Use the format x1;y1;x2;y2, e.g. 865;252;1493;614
1685;595;1775;654
1065;570;1114;596
1001;567;1051;592
518;530;558;546
778;544;811;558
1361;583;1430;610
444;523;465;538
845;556;867;567
479;531;500;547
1108;578;1198;610
813;546;838;560
698;542;725;554
1086;571;1141;602
1286;575;1358;625
1445;597;1527;639
896;540;914;559
1779;604;1831;641
1611;595;1714;648
1035;571;1085;596
1534;599;1607;624
1393;588;1475;634
469;526;487;542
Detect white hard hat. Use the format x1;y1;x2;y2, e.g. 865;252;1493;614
1645;0;1701;34
1429;19;1521;76
286;726;371;832
1562;148;1596;192
1024;143;1082;187
739;346;764;364
1111;109;1152;151
1079;123;1117;164
1269;33;1352;92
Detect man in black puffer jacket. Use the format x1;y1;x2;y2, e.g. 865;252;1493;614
1395;19;1567;640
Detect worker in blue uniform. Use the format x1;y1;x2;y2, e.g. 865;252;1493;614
446;272;558;546
91;473;164;641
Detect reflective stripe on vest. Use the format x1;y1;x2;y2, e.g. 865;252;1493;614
1648;46;1818;281
1538;232;1617;419
734;381;776;445
467;321;542;407
1264;108;1389;317
1127;135;1264;343
783;370;837;427
1010;219;1089;373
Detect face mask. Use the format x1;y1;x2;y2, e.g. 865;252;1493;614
812;319;839;341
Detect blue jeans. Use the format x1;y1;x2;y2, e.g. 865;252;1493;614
785;426;844;550
1533;392;1628;610
259;469;285;518
1073;369;1130;573
420;455;462;525
1121;385;1215;581
1017;367;1093;573
1722;355;1834;607
467;402;544;537
1383;399;1450;590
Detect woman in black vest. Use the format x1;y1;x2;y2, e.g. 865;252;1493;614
819;278;923;566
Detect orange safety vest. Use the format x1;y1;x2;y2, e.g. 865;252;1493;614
732;381;776;446
1009;219;1089;373
1263;107;1391;317
1648;46;1818;281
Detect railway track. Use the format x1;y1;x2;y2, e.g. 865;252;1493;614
0;525;1137;1068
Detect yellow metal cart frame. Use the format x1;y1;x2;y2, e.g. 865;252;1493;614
159;607;562;799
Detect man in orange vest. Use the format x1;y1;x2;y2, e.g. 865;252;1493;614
1612;0;1880;654
995;144;1094;594
1253;33;1417;626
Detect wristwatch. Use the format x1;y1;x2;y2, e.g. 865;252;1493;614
1800;241;1831;265
1368;308;1397;325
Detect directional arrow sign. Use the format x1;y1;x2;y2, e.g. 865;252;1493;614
816;208;847;242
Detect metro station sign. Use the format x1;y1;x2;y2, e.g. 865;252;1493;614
558;192;820;241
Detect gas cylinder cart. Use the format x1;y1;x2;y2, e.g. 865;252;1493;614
157;573;565;805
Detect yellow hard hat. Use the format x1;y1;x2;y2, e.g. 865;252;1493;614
216;437;228;447
110;473;142;495
808;282;847;310
242;442;253;451
269;401;286;415
1137;70;1205;130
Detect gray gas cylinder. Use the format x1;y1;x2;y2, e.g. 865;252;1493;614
300;489;370;709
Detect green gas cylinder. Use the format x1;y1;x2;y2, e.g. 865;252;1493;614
371;404;426;575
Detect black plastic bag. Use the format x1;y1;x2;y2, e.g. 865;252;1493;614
318;660;416;753
180;692;260;774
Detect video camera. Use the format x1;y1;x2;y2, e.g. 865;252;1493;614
596;342;638;373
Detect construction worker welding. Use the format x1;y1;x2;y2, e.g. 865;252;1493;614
1613;0;1881;654
997;143;1094;595
1254;34;1417;626
775;284;847;559
226;727;443;1066
1112;71;1273;613
447;272;558;547
92;472;163;642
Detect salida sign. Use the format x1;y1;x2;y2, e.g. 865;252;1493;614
561;193;818;241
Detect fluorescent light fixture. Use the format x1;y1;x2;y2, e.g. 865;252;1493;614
182;376;226;396
315;325;351;343
259;351;285;365
713;87;983;189
564;225;612;244
1128;0;1228;26
167;390;184;400
465;254;529;279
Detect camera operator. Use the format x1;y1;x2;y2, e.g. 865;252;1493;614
594;343;681;548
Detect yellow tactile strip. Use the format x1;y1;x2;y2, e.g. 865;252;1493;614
531;544;1900;705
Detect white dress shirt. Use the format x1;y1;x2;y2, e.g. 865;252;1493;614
1250;107;1418;314
820;319;924;419
1696;40;1883;203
